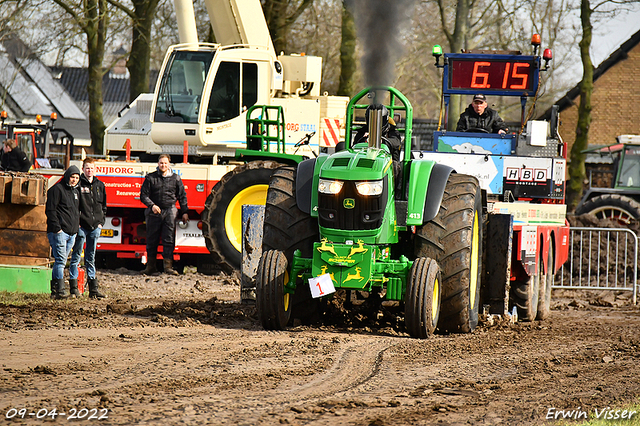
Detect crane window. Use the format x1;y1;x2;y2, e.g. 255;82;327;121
243;63;258;110
206;62;240;123
154;50;214;123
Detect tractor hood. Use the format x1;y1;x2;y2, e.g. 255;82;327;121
319;147;392;181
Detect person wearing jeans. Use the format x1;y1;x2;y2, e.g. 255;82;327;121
45;165;81;299
70;158;107;299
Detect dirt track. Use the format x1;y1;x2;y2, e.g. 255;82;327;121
2;268;640;425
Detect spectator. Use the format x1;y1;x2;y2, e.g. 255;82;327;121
456;94;508;134
69;158;106;299
1;138;31;172
45;165;81;299
140;154;189;275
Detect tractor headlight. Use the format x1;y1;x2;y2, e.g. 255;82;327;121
318;179;344;194
355;180;383;196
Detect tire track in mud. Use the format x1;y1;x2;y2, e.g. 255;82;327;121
168;337;397;425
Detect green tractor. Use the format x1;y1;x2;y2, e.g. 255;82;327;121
256;87;483;338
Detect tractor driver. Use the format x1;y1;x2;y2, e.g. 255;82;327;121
456;94;508;134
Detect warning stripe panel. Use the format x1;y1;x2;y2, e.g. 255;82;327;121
321;118;341;147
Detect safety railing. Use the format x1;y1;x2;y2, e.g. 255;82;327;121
555;227;638;304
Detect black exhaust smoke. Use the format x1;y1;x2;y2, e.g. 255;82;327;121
347;0;415;87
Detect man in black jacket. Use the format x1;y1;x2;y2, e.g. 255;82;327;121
46;165;81;299
1;138;31;172
69;158;107;299
140;154;189;275
456;94;509;134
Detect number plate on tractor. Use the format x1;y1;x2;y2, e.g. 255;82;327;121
308;274;336;298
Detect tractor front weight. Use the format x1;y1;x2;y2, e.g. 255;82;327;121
290;242;413;302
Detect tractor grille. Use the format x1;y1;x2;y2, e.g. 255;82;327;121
318;176;388;230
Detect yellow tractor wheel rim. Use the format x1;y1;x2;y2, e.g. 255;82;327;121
283;270;290;311
432;276;439;323
225;184;269;252
469;211;480;309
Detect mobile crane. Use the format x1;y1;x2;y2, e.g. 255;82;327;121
90;0;348;272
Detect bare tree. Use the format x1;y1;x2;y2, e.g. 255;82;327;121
564;0;640;209
337;0;356;97
52;0;110;153
261;0;315;54
108;0;161;102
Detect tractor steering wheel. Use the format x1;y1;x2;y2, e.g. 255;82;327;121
464;127;490;134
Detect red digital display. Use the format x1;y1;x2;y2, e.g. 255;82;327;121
449;59;536;92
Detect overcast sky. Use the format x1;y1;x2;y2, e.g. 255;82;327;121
591;6;640;66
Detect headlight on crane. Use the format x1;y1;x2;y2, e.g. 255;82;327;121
356;180;383;196
318;179;344;194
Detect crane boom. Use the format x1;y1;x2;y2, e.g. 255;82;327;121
204;0;276;57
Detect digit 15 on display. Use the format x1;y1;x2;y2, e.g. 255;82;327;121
449;59;536;92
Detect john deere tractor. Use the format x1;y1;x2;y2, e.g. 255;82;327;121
256;87;483;338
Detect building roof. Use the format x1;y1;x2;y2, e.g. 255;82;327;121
540;28;640;120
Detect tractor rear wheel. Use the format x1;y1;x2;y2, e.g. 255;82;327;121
257;250;291;330
262;166;319;259
414;174;483;333
536;242;554;320
261;166;319;323
405;257;441;339
576;194;640;225
202;160;282;273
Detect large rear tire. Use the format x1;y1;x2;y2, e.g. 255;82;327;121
405;257;441;339
257;250;291;330
576;194;640;225
202;160;282;273
262;167;319;259
261;166;319;323
536;241;554;320
414;174;483;333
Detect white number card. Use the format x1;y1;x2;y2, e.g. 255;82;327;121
308;274;336;298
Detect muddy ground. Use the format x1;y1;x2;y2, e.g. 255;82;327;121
1;266;640;426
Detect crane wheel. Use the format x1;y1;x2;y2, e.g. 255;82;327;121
405;257;441;339
414;174;483;333
202;160;281;273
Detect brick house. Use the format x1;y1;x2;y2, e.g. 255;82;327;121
541;29;640;154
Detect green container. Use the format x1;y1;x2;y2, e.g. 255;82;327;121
0;264;51;293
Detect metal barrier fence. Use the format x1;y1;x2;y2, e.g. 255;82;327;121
555;227;638;304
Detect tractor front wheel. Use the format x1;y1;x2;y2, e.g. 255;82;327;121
257;250;291;330
405;257;441;339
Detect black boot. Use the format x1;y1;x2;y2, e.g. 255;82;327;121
88;278;106;299
163;259;179;276
50;279;57;299
69;279;80;298
54;278;69;300
142;252;158;275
